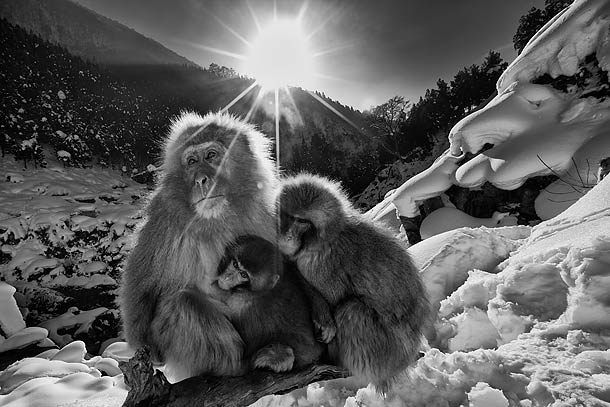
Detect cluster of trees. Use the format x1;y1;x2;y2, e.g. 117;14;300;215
513;0;573;54
364;50;508;164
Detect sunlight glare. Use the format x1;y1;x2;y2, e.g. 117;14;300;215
245;19;314;90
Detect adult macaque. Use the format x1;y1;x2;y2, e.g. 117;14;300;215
119;112;277;381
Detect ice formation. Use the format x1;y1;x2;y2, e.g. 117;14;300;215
369;0;610;226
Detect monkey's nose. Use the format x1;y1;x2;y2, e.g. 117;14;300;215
195;176;208;187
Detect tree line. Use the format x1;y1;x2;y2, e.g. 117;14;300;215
359;0;573;170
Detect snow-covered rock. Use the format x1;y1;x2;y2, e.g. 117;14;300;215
0;282;26;337
40;307;109;347
0;282;50;353
467;382;509;407
420;208;516;240
0;341;127;406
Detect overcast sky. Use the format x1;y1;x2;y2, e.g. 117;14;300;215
74;0;544;110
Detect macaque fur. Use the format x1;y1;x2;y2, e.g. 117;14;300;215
119;112;277;380
278;174;429;392
216;235;324;372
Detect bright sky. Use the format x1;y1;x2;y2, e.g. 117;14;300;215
74;0;544;110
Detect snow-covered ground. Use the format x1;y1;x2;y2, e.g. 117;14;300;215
2;175;609;406
0;154;147;366
0;155;145;280
0;154;146;293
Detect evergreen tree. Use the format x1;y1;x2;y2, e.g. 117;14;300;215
513;0;573;54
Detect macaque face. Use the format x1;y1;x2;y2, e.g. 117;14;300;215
218;255;280;292
217;257;251;291
181;141;230;218
278;213;313;257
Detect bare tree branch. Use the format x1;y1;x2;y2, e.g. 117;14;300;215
368;96;409;158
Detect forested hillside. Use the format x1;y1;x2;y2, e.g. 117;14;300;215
0;16;378;194
356;51;508;208
0;18;172;173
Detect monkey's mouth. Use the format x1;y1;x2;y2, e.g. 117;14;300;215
194;195;224;204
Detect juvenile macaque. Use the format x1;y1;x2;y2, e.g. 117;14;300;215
278;173;430;392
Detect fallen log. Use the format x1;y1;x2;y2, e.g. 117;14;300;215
120;347;350;407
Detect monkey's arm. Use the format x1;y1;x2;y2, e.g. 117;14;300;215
290;268;336;343
119;249;160;353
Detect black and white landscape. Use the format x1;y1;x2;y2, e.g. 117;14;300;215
1;0;609;406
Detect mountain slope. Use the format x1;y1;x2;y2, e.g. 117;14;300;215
0;15;374;195
0;0;196;66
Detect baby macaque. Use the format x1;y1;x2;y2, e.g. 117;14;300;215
216;235;324;372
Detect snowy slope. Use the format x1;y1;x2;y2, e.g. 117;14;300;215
0;157;146;290
0;0;197;67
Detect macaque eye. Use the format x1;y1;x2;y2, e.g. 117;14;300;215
187;156;198;166
205;150;218;161
526;99;542;108
232;258;240;269
239;271;249;279
295;217;309;224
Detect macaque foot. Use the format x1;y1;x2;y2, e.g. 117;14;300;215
252;344;295;372
314;320;337;343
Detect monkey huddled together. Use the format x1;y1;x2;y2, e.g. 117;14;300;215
119;112;429;391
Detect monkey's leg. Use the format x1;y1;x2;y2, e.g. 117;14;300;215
329;298;412;393
150;288;245;381
251;343;295;373
282;333;324;369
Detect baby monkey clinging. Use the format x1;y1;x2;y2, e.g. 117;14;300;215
216;235;324;373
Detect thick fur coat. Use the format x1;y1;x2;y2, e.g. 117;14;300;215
119;112;277;380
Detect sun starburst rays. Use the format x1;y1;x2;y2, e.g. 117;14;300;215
220;81;259;114
191;4;364;170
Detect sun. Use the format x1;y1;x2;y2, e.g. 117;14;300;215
245;18;315;90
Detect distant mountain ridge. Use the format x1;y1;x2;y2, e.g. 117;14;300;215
0;0;197;66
